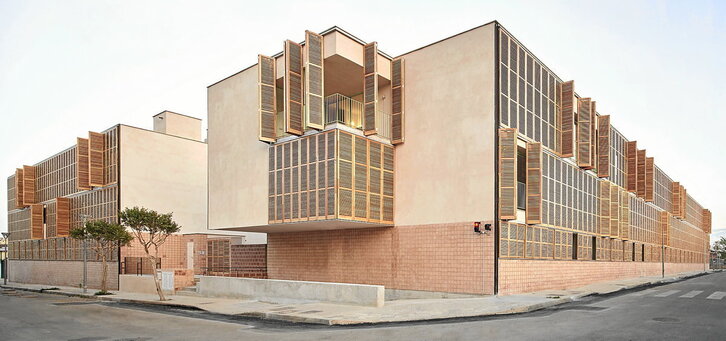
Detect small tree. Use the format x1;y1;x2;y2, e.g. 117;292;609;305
713;237;726;260
70;220;133;294
119;207;181;301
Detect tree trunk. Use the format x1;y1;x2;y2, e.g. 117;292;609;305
149;255;166;301
100;253;108;293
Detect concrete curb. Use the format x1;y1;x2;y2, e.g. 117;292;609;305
0;285;204;312
1;270;713;326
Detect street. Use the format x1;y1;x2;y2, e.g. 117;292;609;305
1;272;725;340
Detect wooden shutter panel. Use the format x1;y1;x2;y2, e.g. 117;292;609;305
14;168;24;208
576;98;592;168
660;211;670;246
22;165;36;205
609;183;619;237
526;142;542;224
31;204;43;239
258;55;277;142
499;128;517;220
363;42;378;135
76;137;91;190
680;186;687;219
599;180;610;235
305;31;325;130
620;190;630;240
590;101;597;171
559;80;575;157
703;209;712;234
89;131;105;187
626;141;638;192
644;157;654;202
636;149;646;198
285;40;304;135
597;115;611;177
56;197;70;237
672;181;682;218
391;57;405;144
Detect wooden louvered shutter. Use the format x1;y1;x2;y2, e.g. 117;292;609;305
672;182;682;218
499;128;517;220
636;149;646;198
56;197;70;237
30;204;43;239
89;132;105;187
305;31;325;130
76;137;91;190
626;141;638;192
284;40;304;135
590;102;597;171
363;42;378;135
702;209;712;234
559;80;575;157
576;98;592;168
22;165;36;205
526;142;542;224
14;168;24;208
644;157;654;202
660;211;670;246
620;190;630;240
391;57;405;144
609;183;619;237
680;186;687;219
597;115;610;177
258;55;277;142
599;180;610;235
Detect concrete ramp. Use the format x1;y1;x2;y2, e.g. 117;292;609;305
197;276;384;307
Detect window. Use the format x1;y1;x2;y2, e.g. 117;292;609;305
517;146;526;210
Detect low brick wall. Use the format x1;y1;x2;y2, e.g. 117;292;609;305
8;260;119;290
499;259;708;294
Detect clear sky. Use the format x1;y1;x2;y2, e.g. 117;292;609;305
0;0;724;242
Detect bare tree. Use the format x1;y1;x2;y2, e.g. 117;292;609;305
70;220;133;294
119;207;181;301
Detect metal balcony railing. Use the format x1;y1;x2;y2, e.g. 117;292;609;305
325;93;363;129
274;94;392;140
324;93;392;140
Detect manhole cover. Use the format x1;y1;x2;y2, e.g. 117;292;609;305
653;317;680;323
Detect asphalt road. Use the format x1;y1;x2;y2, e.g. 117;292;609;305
1;272;725;340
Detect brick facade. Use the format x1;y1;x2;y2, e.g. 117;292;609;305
499;259;707;294
230;244;267;279
267;222;494;294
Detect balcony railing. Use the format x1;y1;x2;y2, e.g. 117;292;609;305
275;94;392;141
325;93;363;129
324;93;391;140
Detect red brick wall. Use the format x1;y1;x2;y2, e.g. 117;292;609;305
121;233;189;270
230;244;267;279
499;259;708;294
267;222;494;294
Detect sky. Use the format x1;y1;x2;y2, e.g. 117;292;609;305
0;0;724;242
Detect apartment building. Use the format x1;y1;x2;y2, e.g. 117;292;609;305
6;111;265;290
207;22;710;295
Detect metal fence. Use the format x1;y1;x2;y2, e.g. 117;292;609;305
121;257;161;275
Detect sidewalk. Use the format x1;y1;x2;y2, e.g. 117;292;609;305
0;270;712;325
